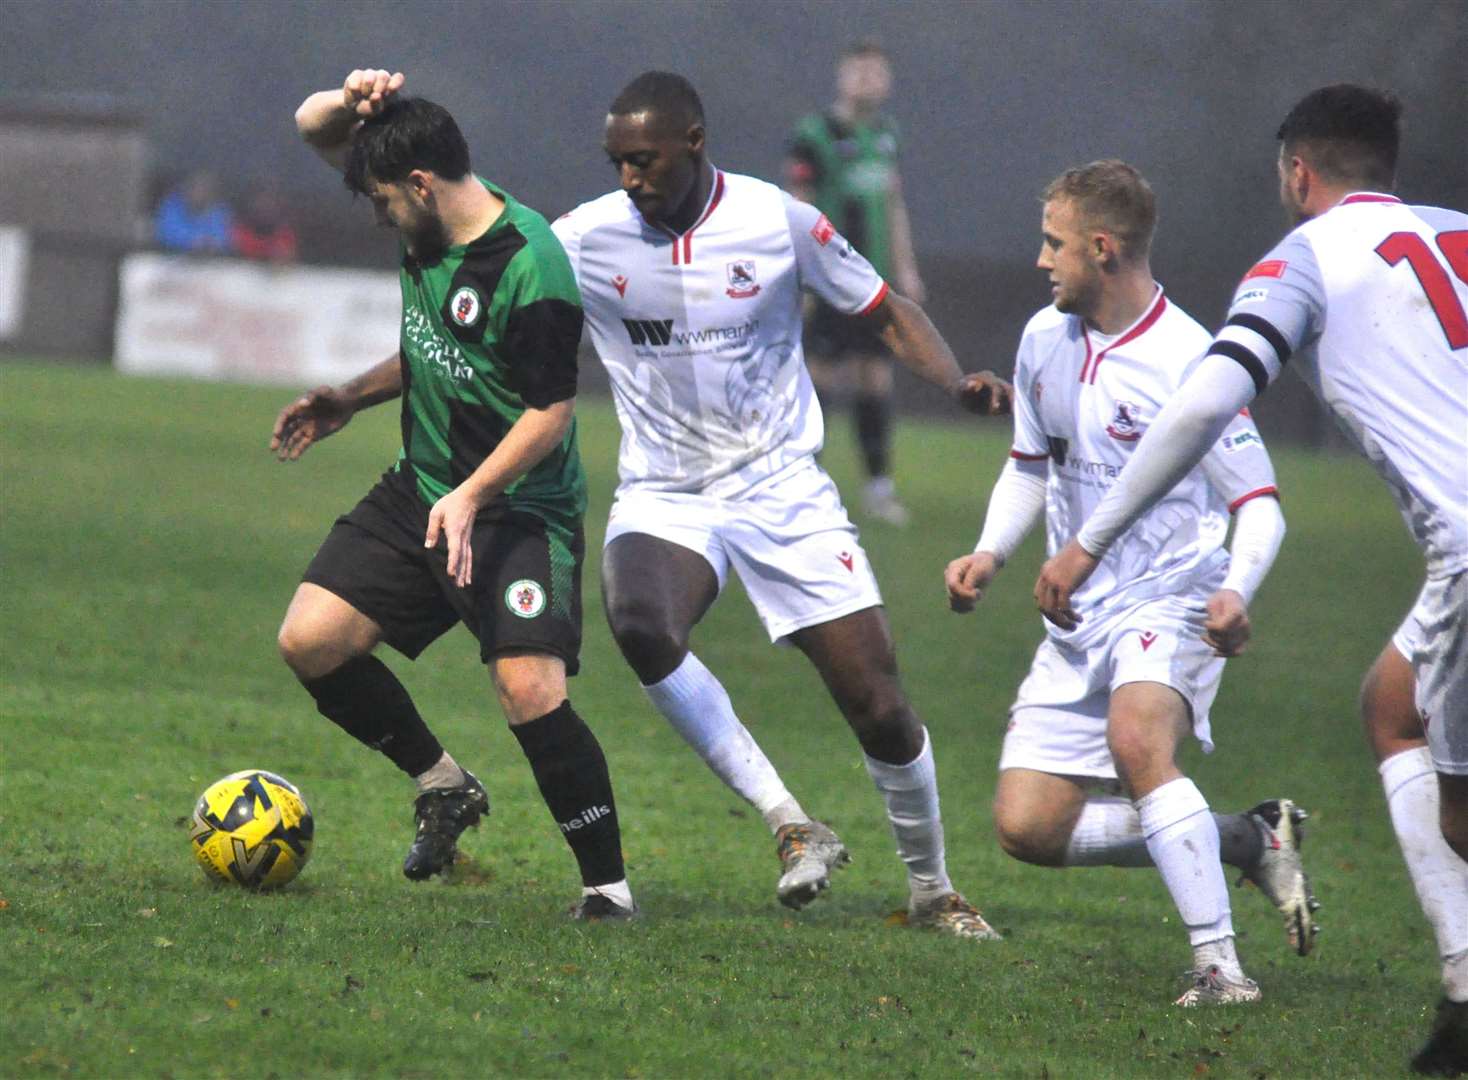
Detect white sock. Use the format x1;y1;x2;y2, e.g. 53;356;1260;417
413;751;466;794
1193;935;1245;980
1136;778;1236;950
1065;799;1264;871
582;879;634;910
644;653;807;832
1064;796;1152;866
863;727;953;901
1380;747;1468;999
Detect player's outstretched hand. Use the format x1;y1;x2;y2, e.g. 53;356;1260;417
1203;588;1251;657
343;69;405;118
945;552;1001;613
425;486;479;588
953;370;1014;416
1034;539;1098;630
271;386;354;461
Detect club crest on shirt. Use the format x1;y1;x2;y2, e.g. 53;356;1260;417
612;274;629;298
726;259;761;299
1105;400;1143;441
810;215;836;247
449;286;482;327
505;579;546;619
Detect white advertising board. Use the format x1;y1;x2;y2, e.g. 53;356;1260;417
0;226;30;341
115;253;401;385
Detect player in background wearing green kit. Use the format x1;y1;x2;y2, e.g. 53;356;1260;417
787;40;926;526
271;69;635;920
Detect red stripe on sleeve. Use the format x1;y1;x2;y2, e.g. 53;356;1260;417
1228;486;1279;513
1009;449;1049;461
857;281;890;317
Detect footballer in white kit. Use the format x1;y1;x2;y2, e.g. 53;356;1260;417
947;161;1315;1008
996;289;1280;773
555;71;1011;936
1035;88;1468;1072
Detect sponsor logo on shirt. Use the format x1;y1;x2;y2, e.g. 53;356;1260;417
505;579;546;619
726;259;761;299
1105;400;1143;442
621;318;675;346
836;550;855;572
810;215;836;247
449;286;482;327
1234;287;1270;305
1139;630;1159;651
612;274;629;298
1241;259;1288;282
1220;429;1262;454
404;307;474;382
620;317;762;350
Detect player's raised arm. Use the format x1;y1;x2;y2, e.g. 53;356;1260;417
295;69;405;170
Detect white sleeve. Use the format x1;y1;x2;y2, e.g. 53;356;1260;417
974;457;1048;564
1009;330;1051;460
550;212;582;279
781;191;887;315
1076;355;1257;556
1219;494;1285;603
1210;231;1324;394
1198;407;1279;511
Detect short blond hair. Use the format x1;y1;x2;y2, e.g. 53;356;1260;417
1042;160;1156;261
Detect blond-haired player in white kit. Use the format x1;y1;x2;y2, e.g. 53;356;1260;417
1036;88;1468;1073
945;160;1316;1006
554;72;1011;937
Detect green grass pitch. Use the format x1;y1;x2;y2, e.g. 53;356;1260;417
1;362;1438;1077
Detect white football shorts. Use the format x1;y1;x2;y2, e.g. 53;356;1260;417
604;460;883;642
999;593;1225;779
1392;570;1468;775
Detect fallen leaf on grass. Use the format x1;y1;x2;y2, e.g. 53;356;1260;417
884;909;910;927
137;908;157;918
153;937;174;949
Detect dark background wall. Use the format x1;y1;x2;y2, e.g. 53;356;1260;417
3;0;1463;436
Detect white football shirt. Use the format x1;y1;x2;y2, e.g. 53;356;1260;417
1210;194;1468;575
1011;287;1279;644
552;170;888;498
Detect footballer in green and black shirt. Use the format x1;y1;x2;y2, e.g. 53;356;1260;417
271;69;635;919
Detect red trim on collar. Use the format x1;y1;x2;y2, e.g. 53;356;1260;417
1340;192;1403;205
1079;288;1168;384
656;171;726;266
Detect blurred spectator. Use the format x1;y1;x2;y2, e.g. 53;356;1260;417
232;185;298;262
154;170;234;253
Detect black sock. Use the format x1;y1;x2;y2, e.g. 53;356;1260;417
855;394;891;478
511;700;625;887
301;655;444;777
1215;812;1264;869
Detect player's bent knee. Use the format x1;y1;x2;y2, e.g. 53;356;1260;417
605;605;686;683
993;812;1065;867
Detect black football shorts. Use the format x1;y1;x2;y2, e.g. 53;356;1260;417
302;468;584;674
